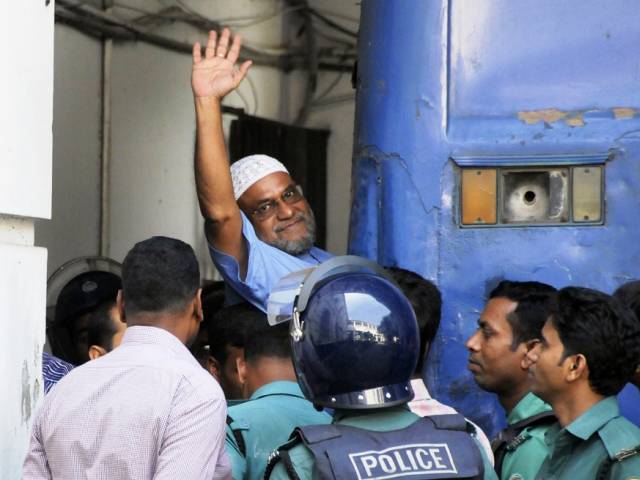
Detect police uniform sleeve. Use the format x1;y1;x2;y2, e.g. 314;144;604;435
225;423;247;480
267;443;316;480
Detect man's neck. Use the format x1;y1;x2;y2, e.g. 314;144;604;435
127;314;188;345
550;387;604;428
498;382;531;414
246;357;297;397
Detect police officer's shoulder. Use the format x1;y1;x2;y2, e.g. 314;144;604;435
226;412;250;457
265;437;314;480
598;415;640;477
225;396;266;431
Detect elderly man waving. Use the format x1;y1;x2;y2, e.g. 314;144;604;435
191;29;332;311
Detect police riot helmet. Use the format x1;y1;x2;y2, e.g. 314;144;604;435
268;256;419;409
46;256;122;363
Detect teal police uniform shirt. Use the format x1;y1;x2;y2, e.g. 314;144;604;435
268;405;498;480
535;396;640;479
501;393;554;480
225;381;331;480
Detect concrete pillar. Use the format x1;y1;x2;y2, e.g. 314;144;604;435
0;1;54;477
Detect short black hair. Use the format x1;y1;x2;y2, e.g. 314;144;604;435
385;267;441;374
190;281;227;365
489;280;557;349
87;300;119;351
551;286;640;396
244;321;291;363
613;280;640;323
208;303;262;365
121;236;200;316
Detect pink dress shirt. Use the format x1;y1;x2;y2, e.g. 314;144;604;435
23;326;231;480
409;378;495;465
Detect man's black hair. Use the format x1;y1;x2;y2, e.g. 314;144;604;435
208;303;263;365
87;300;119;351
385;267;441;374
551;286;640;396
190;281;227;365
121;236;200;317
613;280;640;322
489;280;557;349
244;321;291;363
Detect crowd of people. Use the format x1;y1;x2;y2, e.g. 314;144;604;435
22;28;640;480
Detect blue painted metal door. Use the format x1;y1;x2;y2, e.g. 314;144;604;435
350;0;640;436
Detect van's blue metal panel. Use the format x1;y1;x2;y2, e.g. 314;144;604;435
350;0;640;437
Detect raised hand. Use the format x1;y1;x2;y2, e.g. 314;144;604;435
192;28;252;100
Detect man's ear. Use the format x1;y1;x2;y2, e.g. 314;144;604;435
236;355;247;386
206;356;221;380
88;344;108;361
566;353;588;382
194;288;203;322
519;339;539;370
116;290;126;322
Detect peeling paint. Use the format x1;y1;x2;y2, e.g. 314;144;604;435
613;107;636;119
565;112;585;127
415;97;435;119
21;360;32;424
518;109;588;127
518;108;568;125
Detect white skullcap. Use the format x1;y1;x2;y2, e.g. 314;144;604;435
230;154;290;200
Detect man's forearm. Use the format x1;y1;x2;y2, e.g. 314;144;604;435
194;97;238;221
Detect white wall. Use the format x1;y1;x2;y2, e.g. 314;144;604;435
39;0;359;281
0;1;53;477
36;26;102;274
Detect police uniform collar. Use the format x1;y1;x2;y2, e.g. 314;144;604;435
565;396;620;441
507;392;552;424
332;405;412;422
249;380;306;401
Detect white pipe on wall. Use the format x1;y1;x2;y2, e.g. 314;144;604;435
99;7;112;258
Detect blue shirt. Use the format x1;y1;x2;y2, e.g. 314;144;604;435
42;352;74;394
208;212;333;312
226;381;331;480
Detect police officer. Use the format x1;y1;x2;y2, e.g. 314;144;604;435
526;287;640;479
264;256;497;480
466;280;557;480
46;256;122;365
224;310;331;479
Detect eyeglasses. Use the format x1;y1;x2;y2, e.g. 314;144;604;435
250;186;304;221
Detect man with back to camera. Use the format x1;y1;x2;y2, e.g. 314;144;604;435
205;302;259;400
613;279;640;427
50;267;122;364
386;267;494;463
23;236;231;479
224;310;331;480
265;258;497;480
466;280;557;480
526;286;640;479
85;298;126;360
191;28;331;312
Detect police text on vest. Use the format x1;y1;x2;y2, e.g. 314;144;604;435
349;443;457;480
